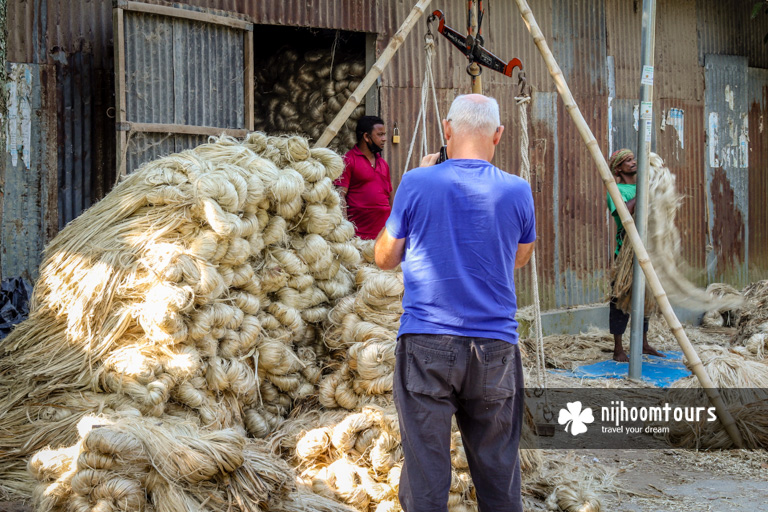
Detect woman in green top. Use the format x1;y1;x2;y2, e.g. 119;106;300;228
606;149;664;362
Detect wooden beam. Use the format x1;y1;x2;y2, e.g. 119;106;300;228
113;6;128;177
118;122;248;138
244;30;254;131
116;1;253;31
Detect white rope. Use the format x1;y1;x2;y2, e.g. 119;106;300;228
516;95;550;410
404;34;445;175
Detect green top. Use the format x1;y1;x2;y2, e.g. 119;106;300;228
606;183;636;256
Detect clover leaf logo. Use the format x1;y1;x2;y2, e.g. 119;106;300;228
558;401;594;436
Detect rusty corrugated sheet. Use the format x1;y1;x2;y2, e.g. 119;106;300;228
697;0;768;69
5;0;767;305
557;94;611;307
551;0;607;97
657;100;708;281
1;63;57;280
704;54;749;286
121;9;246;172
748;67;768;275
657;0;703;102
123;11;244;128
6;0;47;63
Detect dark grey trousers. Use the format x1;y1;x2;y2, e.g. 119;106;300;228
393;333;524;512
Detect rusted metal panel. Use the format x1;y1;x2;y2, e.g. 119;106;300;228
1;63;57;281
656;0;703;102
606;0;703;101
56;49;115;228
123;10;244;128
6;0;48;63
525;91;559;309
704;54;749;286
697;0;768;69
551;0;607;97
748;67;768;276
657;100;708;281
604;0;640;100
557;94;611;307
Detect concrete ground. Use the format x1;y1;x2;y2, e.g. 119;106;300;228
597;448;768;512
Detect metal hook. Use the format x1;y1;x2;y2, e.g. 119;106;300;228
517;71;532;97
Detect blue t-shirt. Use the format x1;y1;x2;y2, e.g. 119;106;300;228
386;159;536;344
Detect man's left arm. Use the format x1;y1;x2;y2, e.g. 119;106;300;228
374;228;405;270
515;242;535;269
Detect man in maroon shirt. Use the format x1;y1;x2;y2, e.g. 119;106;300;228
335;116;393;239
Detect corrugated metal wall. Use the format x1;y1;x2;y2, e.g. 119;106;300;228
120;10;246;172
3;0;768;304
748;67;768;279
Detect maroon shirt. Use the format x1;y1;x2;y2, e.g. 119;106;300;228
335;145;393;239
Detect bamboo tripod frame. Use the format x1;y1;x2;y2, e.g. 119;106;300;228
314;0;434;148
513;0;743;447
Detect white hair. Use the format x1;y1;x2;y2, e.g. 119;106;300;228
445;94;501;136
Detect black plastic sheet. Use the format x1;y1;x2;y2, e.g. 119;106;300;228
0;277;33;340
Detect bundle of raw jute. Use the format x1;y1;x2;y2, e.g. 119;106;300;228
664;345;768;448
29;413;356;512
733;280;768;359
253;47;367;151
0;132;364;499
611;153;741;314
525;454;616;512
272;402;545;512
318;266;403;410
701;283;743;328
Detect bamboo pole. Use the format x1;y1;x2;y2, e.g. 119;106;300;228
513;0;743;448
314;0;433;148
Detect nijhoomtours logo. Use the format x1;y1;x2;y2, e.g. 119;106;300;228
558;401;594;436
599;400;717;435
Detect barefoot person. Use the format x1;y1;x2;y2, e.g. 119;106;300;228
607;149;665;362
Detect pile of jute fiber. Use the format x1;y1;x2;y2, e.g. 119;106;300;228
665;345;768;449
0;132;361;504
253;47;366;151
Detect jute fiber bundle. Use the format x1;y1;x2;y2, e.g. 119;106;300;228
525;455;615;512
701;283;743;327
733;280;768;358
611;153;741;314
274;401;561;512
520;326;614;370
29;413;357;512
318;266;403;410
253;47;367;151
665;345;768;448
0;132;365;501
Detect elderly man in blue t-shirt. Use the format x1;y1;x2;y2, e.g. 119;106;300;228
374;94;535;512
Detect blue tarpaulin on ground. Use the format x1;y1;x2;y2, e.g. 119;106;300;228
553;351;691;388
